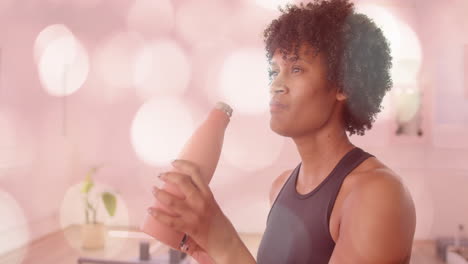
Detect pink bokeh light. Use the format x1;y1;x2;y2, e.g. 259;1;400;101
92;31;145;94
217;48;271;115
133;39;191;99
131;97;195;166
175;0;234;48
126;0;175;38
35;25;89;97
222;112;285;172
0;190;29;264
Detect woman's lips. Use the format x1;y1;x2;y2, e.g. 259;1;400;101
269;102;287;112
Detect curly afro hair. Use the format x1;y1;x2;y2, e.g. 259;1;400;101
263;0;393;136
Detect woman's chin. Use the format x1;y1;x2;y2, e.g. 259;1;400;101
270;119;290;137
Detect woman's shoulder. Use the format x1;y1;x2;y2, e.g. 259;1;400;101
341;154;409;201
346;156;411;204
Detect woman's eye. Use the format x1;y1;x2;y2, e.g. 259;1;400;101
268;67;301;80
268;71;278;82
292;67;302;73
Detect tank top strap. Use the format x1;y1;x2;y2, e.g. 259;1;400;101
265;162;301;224
325;147;375;222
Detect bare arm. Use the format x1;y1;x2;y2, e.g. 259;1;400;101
329;171;416;264
217;233;257;264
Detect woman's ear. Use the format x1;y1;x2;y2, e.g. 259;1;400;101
336;91;347;101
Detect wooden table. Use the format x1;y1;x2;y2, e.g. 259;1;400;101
0;227;448;264
0;225;174;264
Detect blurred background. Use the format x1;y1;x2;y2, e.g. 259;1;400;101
0;0;467;263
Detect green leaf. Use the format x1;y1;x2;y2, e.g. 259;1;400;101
90;166;99;175
101;192;117;217
81;180;93;194
81;167;99;193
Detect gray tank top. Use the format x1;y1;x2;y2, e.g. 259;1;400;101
256;147;374;263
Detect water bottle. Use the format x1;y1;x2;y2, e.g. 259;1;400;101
141;102;232;253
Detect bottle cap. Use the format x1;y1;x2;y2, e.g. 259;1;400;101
215;102;233;117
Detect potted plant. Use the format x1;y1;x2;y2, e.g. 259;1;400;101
80;166;117;249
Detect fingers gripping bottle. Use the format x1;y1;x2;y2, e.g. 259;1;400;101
140;102;233;254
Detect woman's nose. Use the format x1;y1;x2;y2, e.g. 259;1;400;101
269;72;289;96
272;87;285;94
270;84;287;96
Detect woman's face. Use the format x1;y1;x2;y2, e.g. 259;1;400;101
268;44;344;137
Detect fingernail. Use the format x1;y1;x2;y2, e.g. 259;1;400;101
158;173;166;181
152;186;159;196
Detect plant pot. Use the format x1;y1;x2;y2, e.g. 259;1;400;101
81;223;107;249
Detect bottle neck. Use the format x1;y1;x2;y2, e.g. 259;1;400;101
206;107;230;130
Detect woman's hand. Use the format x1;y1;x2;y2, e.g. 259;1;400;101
147;159;239;263
180;237;217;264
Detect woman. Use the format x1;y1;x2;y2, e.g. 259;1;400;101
148;0;416;263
